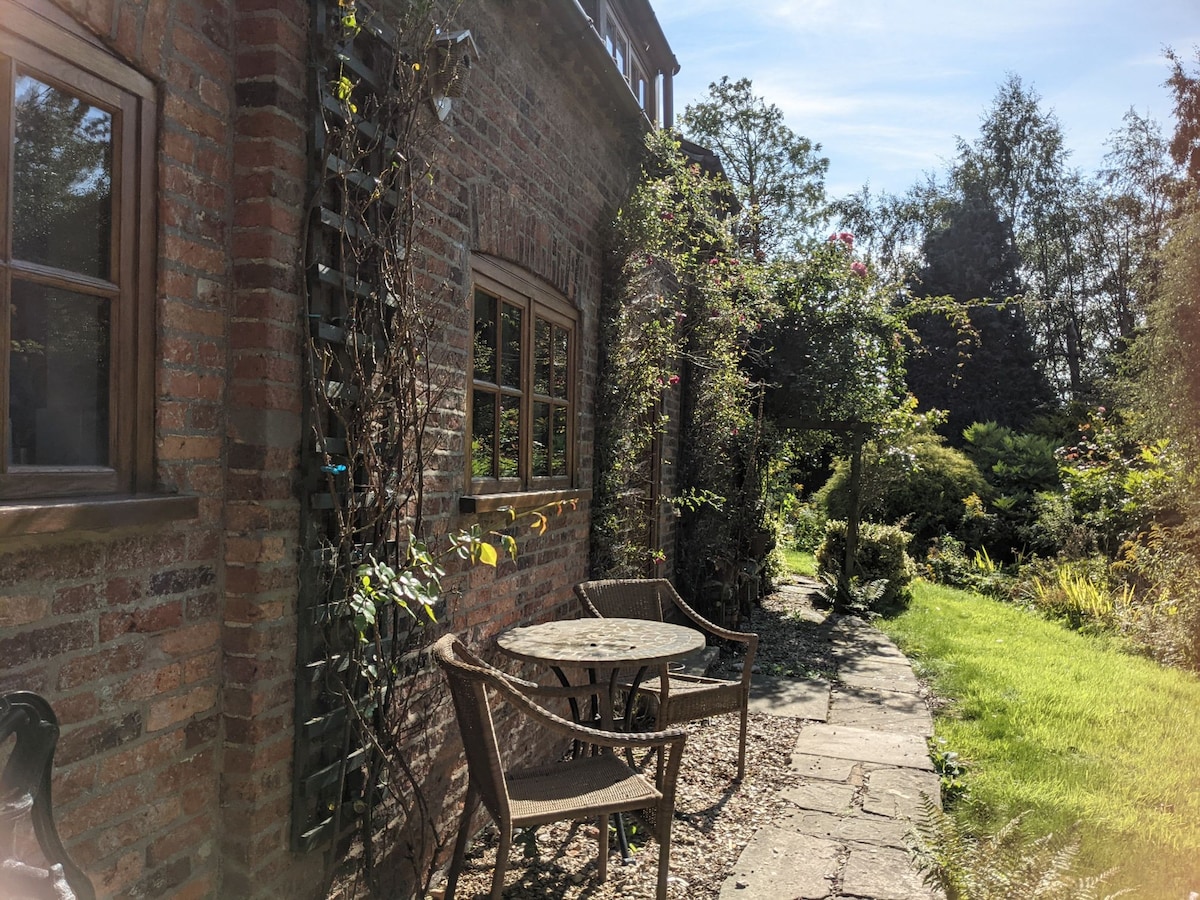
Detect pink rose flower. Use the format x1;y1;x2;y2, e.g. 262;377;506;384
850;261;867;278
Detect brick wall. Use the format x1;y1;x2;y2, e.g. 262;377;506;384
1;0;652;896
1;1;238;895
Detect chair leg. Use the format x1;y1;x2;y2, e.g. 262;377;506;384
597;814;609;882
444;784;479;900
491;821;513;900
736;704;749;781
655;800;673;900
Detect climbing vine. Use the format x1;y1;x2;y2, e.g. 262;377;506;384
302;1;555;894
594;130;771;617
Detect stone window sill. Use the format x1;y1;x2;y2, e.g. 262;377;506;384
459;488;591;515
0;494;200;539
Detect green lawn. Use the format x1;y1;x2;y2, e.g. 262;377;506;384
781;548;817;578
879;581;1200;898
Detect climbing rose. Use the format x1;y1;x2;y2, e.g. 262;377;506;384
850;261;868;277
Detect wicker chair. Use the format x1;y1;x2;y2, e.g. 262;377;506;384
574;578;759;780
433;634;687;900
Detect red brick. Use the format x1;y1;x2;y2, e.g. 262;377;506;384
100;601;184;641
56;711;142;766
158;621;220;658
146;685;217;731
157;434;224;461
57;642;144;690
92;849;143;898
0;620;93;668
97;731;184;785
114;662;184;702
0;593;50;626
146;812;215;868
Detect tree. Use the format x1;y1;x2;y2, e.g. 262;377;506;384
905;186;1052;438
829;176;953;287
1165;46;1200;186
954;75;1106;401
753;238;907;428
680;76;828;257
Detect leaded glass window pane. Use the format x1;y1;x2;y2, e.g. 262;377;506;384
12;74;113;280
9;280;110;466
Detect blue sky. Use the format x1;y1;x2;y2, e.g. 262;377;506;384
653;0;1200;200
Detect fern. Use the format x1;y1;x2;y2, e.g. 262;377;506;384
908;797;1133;900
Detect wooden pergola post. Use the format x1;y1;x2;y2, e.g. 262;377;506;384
841;429;866;607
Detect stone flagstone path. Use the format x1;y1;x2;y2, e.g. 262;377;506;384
719;584;943;900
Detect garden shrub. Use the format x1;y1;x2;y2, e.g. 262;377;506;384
924;534;1013;599
1112;521;1200;669
1057;409;1180;556
961;421;1061;559
786;500;827;553
815;431;988;554
1014;555;1128;632
816;519;916;612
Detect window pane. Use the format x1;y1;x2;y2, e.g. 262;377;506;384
534;318;551;396
498;395;520;478
499;302;522;389
471;391;495;478
552;326;569;399
532;401;550;477
9;279;110;466
552;406;568;476
12;74;113;280
473;290;496;383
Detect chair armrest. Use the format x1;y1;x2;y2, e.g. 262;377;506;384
495;676;688;751
445;636;687;751
668;583;757;645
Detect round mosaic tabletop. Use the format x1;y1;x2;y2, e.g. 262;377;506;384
495;617;705;669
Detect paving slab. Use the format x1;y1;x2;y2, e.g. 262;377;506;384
862;768;942;820
780;781;858;815
718;826;840;900
842;845;939;900
831;634;908;662
748;675;831;720
836;663;922;694
792;724;934;771
788;753;858;782
828;685;933;736
778;808;911;850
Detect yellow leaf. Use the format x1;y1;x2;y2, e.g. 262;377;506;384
532;513;548;535
477;542;498;567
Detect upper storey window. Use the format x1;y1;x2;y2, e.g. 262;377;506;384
592;0;677;127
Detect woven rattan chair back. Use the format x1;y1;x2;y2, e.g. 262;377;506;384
436;645;511;826
574;578;759;780
574;578;665;622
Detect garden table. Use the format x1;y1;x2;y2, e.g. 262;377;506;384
495;617;705;862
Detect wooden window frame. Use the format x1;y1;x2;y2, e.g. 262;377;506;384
597;1;659;123
0;0;156;503
466;256;577;499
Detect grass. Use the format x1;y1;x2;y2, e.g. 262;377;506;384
878;580;1200;898
781;547;817;578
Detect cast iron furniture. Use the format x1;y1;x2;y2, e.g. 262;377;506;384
575;578;760;780
434;633;687;900
1;692;95;900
